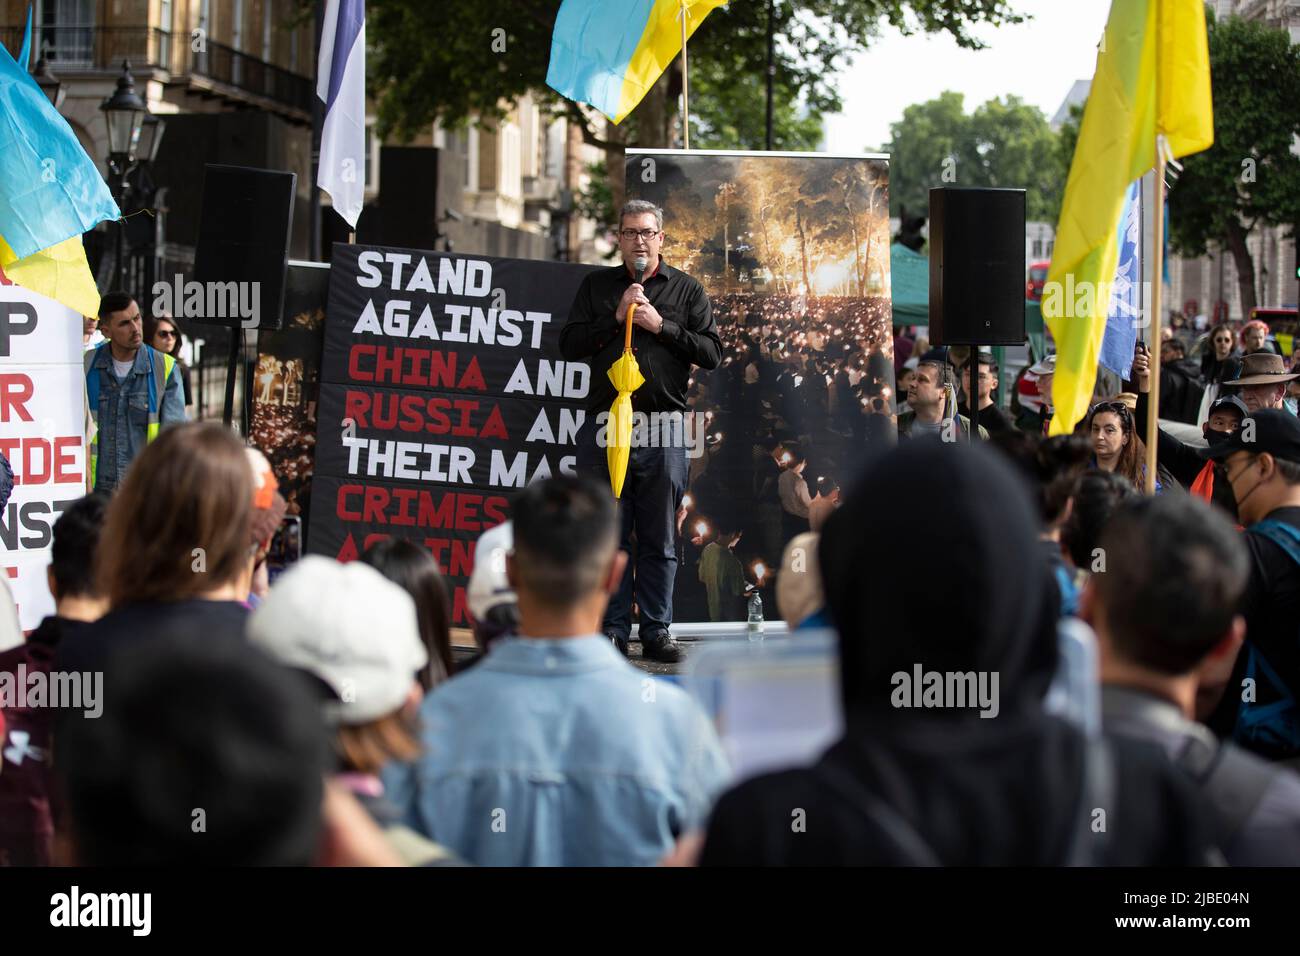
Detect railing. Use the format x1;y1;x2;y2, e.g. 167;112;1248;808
191;39;312;114
0;25;310;115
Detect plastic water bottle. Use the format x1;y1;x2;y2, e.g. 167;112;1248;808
747;590;765;642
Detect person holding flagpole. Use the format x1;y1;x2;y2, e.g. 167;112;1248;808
560;201;721;663
1042;0;1214;501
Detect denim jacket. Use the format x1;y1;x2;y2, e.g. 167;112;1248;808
85;344;186;491
387;636;732;866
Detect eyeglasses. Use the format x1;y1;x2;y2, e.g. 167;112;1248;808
620;228;660;241
156;329;177;339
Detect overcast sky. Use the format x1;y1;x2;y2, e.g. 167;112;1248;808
821;0;1114;154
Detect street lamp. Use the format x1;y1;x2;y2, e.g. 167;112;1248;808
99;60;149;289
31;57;64;109
136;112;167;166
100;60;147;170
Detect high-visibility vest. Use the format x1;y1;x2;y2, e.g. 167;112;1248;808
84;344;177;490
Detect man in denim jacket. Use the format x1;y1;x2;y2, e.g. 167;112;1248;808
390;475;731;866
85;292;186;491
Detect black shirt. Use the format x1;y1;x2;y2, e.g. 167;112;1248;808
958;402;1014;436
1208;506;1300;757
558;258;722;414
56;598;249;676
699;731;1219;866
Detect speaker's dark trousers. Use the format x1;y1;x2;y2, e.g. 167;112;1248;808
575;415;688;640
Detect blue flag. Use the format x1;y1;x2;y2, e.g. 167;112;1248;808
0;24;120;260
1098;181;1142;380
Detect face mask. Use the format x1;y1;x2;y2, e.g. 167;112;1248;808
1205;429;1233;447
1286;397;1298;416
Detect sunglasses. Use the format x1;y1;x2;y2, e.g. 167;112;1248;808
1089;401;1132;421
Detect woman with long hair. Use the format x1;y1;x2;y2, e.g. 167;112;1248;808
1083;400;1163;492
359;538;454;690
56;423;258;673
144;313;194;407
1200;322;1239;384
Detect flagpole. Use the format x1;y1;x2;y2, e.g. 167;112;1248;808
1146;158;1166;495
680;0;690;149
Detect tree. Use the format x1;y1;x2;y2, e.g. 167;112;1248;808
883;91;1066;223
368;0;1025;147
365;1;1025;233
1167;13;1300;317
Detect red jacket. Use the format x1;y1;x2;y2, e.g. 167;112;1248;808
0;616;87;866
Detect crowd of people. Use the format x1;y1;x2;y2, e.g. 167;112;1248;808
5;287;1300;866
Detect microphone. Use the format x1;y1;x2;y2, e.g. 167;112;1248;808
634;255;649;284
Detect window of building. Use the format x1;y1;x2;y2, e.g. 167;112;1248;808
37;0;93;67
262;0;273;62
365;120;378;192
466;127;478;192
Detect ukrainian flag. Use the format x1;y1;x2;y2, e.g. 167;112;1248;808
0;8;118;317
546;0;728;124
1045;0;1213;436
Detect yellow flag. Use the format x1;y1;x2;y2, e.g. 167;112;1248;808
0;233;100;318
1045;0;1212;436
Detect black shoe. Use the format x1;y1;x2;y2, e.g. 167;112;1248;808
606;630;629;657
640;631;683;664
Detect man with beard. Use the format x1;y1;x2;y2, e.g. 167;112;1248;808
84;292;187;491
1132;343;1244;519
560;201;722;662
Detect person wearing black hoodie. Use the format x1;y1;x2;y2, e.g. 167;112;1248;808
699;440;1222;866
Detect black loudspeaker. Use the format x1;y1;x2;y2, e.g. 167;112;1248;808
377;146;439;249
928;187;1026;345
194;164;296;331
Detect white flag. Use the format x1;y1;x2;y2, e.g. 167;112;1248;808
317;0;366;228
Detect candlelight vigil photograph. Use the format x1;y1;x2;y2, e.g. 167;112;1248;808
625;149;897;627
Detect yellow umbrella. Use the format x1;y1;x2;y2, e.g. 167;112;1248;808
606;298;645;498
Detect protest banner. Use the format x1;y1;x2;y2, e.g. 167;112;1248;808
308;244;598;625
0;288;86;630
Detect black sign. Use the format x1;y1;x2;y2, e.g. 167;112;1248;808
308;243;598;624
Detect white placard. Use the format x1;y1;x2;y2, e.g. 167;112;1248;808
0;287;86;630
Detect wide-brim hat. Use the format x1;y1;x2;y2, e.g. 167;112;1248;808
1224;351;1299;386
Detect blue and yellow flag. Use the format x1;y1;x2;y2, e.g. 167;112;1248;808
0;12;119;262
1045;0;1212;436
546;0;728;124
0;9;117;316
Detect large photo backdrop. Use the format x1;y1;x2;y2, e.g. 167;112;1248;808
627;149;896;624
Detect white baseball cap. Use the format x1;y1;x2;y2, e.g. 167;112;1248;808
467;521;516;622
248;556;428;724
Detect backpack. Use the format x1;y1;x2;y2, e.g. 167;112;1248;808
1236;519;1300;755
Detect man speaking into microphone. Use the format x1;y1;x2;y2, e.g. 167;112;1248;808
560;200;722;662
